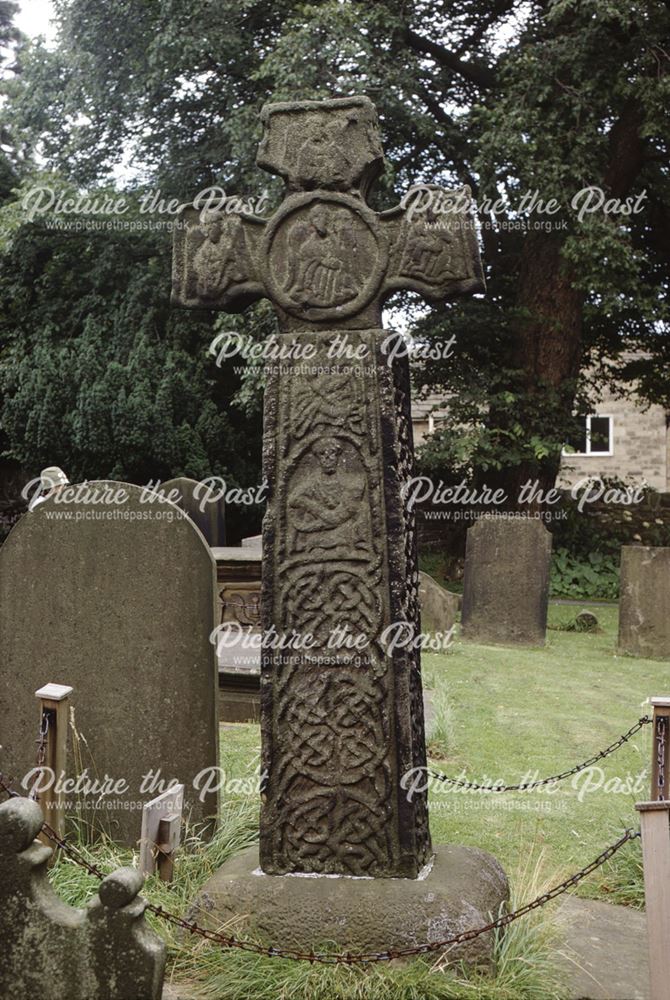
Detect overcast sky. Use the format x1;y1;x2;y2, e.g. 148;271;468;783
16;0;57;43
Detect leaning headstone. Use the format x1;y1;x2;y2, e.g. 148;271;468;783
461;517;552;646
0;796;166;1000
618;545;670;658
173;96;508;962
161;475;226;546
0;481;219;844
574;610;600;633
419;570;461;634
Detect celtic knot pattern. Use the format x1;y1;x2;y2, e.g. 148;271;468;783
261;330;431;877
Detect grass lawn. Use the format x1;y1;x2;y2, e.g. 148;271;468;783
46;601;668;999
216;601;667;899
422;601;668;898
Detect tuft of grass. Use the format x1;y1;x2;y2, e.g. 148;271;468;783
484;847;564;1000
46;599;660;998
47;788;564;1000
49;797;259;921
597;833;645;909
426;685;455;759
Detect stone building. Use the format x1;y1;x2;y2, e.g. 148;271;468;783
412;382;670;493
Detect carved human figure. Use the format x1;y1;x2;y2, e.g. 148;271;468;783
172;96;485;880
283;205;359;307
399;224;458;282
295;117;356;189
291;364;365;440
192;212;245;300
288;437;368;554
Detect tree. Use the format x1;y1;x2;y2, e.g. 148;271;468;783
0;0;23;199
0;193;263;478
0;0;668;507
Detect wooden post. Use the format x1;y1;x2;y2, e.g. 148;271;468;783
635;801;670;1000
139;784;184;882
34;683;73;841
650;697;670;801
156;814;180;882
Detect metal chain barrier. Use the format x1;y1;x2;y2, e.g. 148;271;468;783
29;709;52;801
655;715;667;800
0;770;641;966
429;715;652;792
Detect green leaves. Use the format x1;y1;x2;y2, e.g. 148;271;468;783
550;547;619;600
0;188;263;485
0;0;668;499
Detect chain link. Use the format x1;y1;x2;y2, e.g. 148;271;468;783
0;771;641;966
29;710;52;802
655;715;667;801
142;828;640;965
429;716;651;792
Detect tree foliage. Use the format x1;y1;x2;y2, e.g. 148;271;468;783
0;0;668;497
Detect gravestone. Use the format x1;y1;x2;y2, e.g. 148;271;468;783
0;796;166;1000
161;475;226;547
461;517;552;646
418;570;461;634
173;96;507;958
618;546;670;658
0;482;219;844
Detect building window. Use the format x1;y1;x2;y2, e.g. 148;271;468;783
563;415;613;456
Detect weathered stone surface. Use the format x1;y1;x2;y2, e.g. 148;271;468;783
461;517;552;646
172;95;497;894
213;544;262;722
172;96;484;334
259;328;430;877
418;571;461;634
555;896;649;1000
575;609;600;632
618;545;670;658
190;843;509;965
162;475;226;547
0;797;165;1000
0;482;219;843
214;546;262;636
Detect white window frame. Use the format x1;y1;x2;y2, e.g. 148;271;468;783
562;414;614;457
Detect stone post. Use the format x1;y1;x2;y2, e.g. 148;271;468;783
0;797;166;1000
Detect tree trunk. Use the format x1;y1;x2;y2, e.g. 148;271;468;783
479;97;646;512
478;228;584;510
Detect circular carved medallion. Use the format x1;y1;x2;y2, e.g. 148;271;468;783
262;192;387;322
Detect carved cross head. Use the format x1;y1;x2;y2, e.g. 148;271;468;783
172;96;484;332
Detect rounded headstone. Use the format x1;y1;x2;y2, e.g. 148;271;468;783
0;482;219;843
161;477;226;548
418;570;460;634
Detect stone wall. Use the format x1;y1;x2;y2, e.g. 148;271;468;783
412;386;669;493
557;393;668;492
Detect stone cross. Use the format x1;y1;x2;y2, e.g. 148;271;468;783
172;97;484;878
